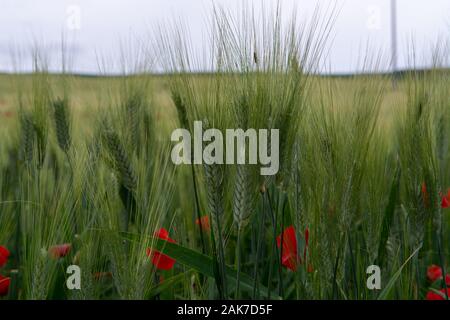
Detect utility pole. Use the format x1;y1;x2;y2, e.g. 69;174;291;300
391;0;398;88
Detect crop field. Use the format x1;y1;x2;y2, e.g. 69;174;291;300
0;7;449;301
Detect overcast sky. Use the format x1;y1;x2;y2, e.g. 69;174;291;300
0;0;449;74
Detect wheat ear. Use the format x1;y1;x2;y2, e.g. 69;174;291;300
20;113;35;164
103;129;137;227
52;98;71;153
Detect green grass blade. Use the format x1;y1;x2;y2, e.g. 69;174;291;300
152;238;281;299
377;246;421;300
377;166;401;266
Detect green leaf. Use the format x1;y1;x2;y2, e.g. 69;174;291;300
377;246;421;300
152;238;281;299
377;166;401;266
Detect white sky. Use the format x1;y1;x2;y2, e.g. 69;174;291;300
0;0;449;74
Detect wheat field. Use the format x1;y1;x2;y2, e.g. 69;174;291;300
0;6;449;301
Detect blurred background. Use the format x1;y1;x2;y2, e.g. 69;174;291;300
0;0;449;74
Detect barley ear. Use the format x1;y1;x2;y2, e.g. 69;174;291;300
103;129;138;225
233;164;253;229
52;98;72;153
204;162;227;297
20;112;35;164
171;91;189;129
125;93;141;153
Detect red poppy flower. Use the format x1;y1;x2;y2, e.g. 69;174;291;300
427;265;443;283
195;215;210;232
441;189;450;209
0;246;9;268
48;243;72;259
277;226;298;271
0;275;10;296
146;228;176;270
276;226;310;272
426;288;450;300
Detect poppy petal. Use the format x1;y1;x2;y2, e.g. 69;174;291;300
147;228;177;270
427;265;443;283
441;195;450;208
152;251;176;270
195;215;210;232
276;226;298;271
48;243;72;259
154;228;170;240
0;246;10;268
0;275;10;297
154;228;176;243
426;288;450;300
